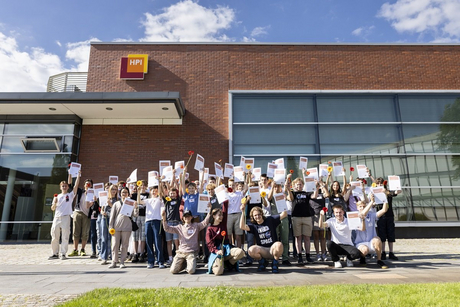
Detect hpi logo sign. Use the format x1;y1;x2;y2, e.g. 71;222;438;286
120;54;148;80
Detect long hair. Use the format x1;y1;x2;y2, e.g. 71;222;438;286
249;207;265;224
330;180;342;196
108;184;119;201
209;208;222;225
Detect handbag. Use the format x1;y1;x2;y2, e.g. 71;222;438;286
130;217;139;232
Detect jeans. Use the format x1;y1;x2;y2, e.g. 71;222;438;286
145;219;164;265
90;218;98;255
98;215;111;260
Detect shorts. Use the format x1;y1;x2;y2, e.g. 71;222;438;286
227;212;243;236
356;241;376;254
377;216;396;242
132;216;146;241
73;211;90;241
292;216;313;237
165;221;180;241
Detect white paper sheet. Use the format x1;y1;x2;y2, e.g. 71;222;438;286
194;154;205;172
148;171;159;188
274;193;288;213
215;162;224;179
273;168;286;184
267;163;278;178
248;186;261;204
98;191;108;207
215;184;229;203
388;175;401;191
333;161;345;176
68;162;81;178
299;157;308;170
197;194;210;213
347;211;363;230
356;165;369;178
224;163;234;178
109;176;118;185
126;169;138;184
120;198;136;217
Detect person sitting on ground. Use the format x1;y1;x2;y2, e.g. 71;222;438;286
162;204;211;274
354;194;389;269
319;204;364;268
239;203;287;273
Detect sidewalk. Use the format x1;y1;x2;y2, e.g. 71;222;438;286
1;238;459;306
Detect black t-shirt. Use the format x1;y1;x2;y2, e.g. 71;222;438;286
210;195;221;211
163;197;181;222
329;195;348;212
131;192;149;216
291;191;313;217
247;215;281;248
309;192;326;215
377;191;397;218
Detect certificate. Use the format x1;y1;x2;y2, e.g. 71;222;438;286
148;171;159;188
194;154;205;172
120;198;136;217
197;194;210;213
98;191;108;207
159;160;171;177
248;186;261;204
215;162;224;179
85;189;95;202
299;157;308;170
126;168;137;183
215;184;229;203
239;156;246;167
224;163;234;178
109;176;118;185
304;177;316;192
318;164;328;178
68;162;81;178
93;183;104;195
234;166;245;182
356;165;369;178
252;167;261;181
388;175;401;191
274;193;288;213
306;167;319;180
350;181;363;197
274;158;285;170
200;168;209;186
244;157;254;173
267;163;278;178
371;187;388;204
273;168;286;184
162;165;173;182
333;161;345;176
174;161;184;178
347;211;363;230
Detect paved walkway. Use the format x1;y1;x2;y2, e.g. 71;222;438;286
0;238;459;306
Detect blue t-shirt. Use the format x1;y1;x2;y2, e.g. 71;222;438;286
183;192;199;217
247;215;281;248
354;211;377;244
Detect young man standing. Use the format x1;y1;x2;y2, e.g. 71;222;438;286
49;171;81;260
69;178;93;257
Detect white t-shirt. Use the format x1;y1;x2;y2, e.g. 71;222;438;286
228;190;243;214
326;217;353;245
145;197;164;221
54;191;75;218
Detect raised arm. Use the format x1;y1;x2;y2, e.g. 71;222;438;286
376;202;389;219
239;203;250;231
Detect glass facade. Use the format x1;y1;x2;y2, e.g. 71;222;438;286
0;120;81;242
231;93;460;223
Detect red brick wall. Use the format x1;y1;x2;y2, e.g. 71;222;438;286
81;44;460;183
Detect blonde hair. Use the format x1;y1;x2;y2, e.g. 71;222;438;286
292;177;304;185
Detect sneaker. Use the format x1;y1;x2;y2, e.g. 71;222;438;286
48;254;59;260
271;259;279;273
101;260;108;265
297;255;304;265
377;260;388;269
322;253;328;261
90;253;97;259
316;254;323;262
305;254;314;263
132;254;139;263
158;263;166;269
282;260;292;266
334;261;342;268
389;252;399;261
359;257;367;266
127;254;133;261
139;254;146;263
60;254;66;260
257;258;267;272
120;263;126;269
98;257;102;261
204;264;209;268
346;259;354;267
147;263;154;269
108;262;117;268
246;261;253;266
68;250;78;257
80;249;86;256
166;259;172;265
381;252;386;260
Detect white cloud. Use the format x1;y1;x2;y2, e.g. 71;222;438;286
251;26;270;37
351;25;375;40
140;0;235;42
378;0;460;41
65;38;100;72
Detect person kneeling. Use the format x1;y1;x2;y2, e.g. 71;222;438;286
162;205;211;274
240;204;287;273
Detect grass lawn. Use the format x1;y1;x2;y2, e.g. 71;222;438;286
60;282;460;306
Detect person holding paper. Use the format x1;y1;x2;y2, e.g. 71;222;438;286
267;181;291;266
137;184;165;269
239;203;287;273
206;200;245;275
88;189;101;259
373;177;402;261
129;180;150;264
49;171;80;260
344;177;368;212
327;170;349;212
162;204;211;274
319;204;364;268
109;187;139;269
310;179;330;262
286;176;315;264
226;178;248;254
354;195;389;268
99;183;118;264
69;178;94;257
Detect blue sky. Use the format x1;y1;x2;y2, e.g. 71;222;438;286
1;0;459;91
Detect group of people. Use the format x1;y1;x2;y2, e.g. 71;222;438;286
49;162;402;274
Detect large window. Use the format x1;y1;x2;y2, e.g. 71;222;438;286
231;93;460;222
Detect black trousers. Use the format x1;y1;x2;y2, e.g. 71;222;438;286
327;241;362;262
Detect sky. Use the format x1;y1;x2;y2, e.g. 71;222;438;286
1;0;459;92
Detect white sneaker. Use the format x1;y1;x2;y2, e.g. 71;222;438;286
98;257;102;261
346;259;354;267
60;255;66;260
166;259;172;265
334;261;342;268
120;263;126;269
101;260;108;265
322;253;328;261
108;262;116;269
